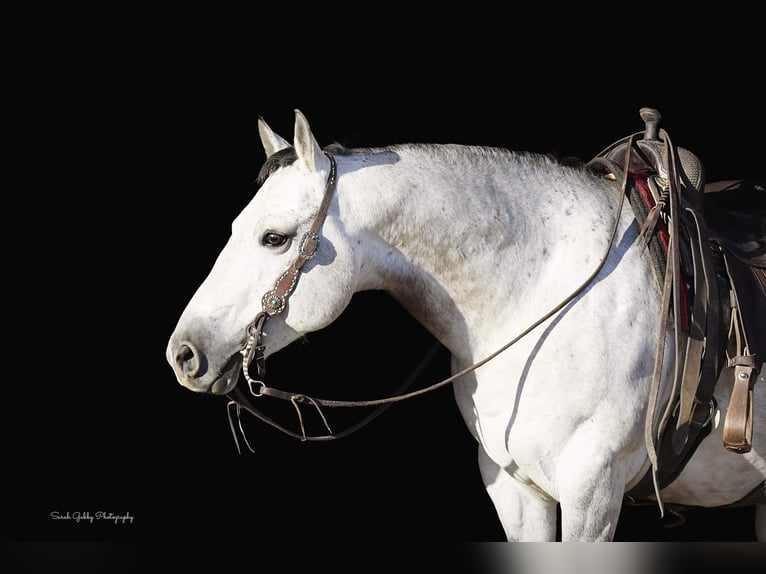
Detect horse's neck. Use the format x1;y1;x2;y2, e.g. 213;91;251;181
339;145;622;353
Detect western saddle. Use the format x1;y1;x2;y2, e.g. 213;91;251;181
587;108;765;513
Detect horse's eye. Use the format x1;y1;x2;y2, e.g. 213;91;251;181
262;232;289;247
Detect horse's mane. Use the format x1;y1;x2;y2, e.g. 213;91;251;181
336;141;590;173
255;141;591;191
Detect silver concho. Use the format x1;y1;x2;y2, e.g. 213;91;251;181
263;292;284;314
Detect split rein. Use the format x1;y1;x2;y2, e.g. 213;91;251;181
226;146;635;451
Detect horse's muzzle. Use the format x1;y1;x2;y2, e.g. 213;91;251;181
168;337;241;395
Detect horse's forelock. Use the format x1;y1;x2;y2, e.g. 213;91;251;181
255;143;359;191
255;147;298;190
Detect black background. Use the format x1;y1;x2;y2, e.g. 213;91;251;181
3;7;765;572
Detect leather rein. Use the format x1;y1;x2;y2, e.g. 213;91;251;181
226;146;634;450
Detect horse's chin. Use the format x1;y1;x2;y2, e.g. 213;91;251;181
208;354;242;395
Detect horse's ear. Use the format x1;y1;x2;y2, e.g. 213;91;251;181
293;109;329;174
258;117;290;158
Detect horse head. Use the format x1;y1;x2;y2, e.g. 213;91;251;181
167;110;357;394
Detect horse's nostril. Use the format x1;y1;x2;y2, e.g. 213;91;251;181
176;341;201;378
179;345;194;362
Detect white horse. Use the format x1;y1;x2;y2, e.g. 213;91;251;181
167;109;765;541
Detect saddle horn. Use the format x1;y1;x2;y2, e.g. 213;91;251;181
640;107;661;141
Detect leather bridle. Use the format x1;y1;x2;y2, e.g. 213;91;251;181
226;146;631;450
237;152;338;397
